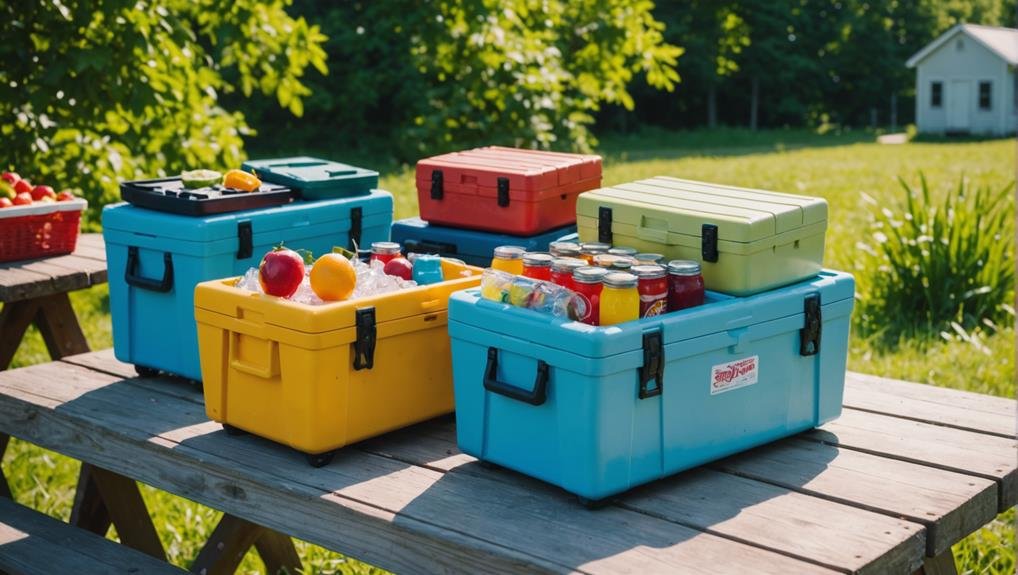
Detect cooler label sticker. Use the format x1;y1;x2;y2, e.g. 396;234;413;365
710;356;759;395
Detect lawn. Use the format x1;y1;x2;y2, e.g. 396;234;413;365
3;129;1014;574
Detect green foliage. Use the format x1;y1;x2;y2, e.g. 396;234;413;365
1;0;327;227
855;175;1015;345
246;0;680;160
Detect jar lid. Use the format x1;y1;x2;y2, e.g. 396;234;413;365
634;253;664;264
522;252;554;267
603;271;638;288
592;253;617;268
493;245;526;260
551;257;587;273
549;241;582;256
667;260;702;276
371;241;401;255
580;242;611;254
610;256;636;270
608;247;638;257
631;264;666;279
573;266;609;284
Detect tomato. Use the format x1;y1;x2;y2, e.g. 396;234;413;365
2;172;20;185
258;248;306;297
0;197;12;208
31;185;55;201
383;257;414;281
13;179;32;195
56;191;75;202
12;192;33;206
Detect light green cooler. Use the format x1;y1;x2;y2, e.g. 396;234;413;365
577;176;827;295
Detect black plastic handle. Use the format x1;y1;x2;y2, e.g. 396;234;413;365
483;347;549;406
125;246;174;293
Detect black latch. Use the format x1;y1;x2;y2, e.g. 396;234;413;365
799;293;822;356
701;223;719;263
405;239;457;255
236;220;253;260
353;307;377;370
349;207;362;251
598;206;613;244
497;177;510;207
430;169;444;200
639;331;664;399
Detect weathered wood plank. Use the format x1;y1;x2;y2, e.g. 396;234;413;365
8;259;90;297
845;372;1016;438
0;300;40;370
89;465;167;561
713;438;998;557
61;348;137;380
363;419;925;574
252;528;302;575
0;433;11;499
34;293;91;360
0;267;54;303
0;362;836;575
914;552;959;575
190;514;265;575
808;409;1018;512
0;497;185;574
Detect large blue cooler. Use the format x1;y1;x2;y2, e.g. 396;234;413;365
390;217;576;267
103;191;393;380
449;269;854;502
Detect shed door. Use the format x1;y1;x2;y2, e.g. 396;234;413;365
948;80;971;131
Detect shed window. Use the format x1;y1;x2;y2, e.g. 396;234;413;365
979;81;992;110
931;81;943;108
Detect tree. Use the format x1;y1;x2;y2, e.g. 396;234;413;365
1;0;327;224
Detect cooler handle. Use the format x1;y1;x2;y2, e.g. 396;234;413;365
483;347;548;406
125;246;174;293
229;333;280;379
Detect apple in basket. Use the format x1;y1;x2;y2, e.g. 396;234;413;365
258;248;306;298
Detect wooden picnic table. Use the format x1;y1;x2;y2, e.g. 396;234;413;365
0;350;1014;574
0;233;107;370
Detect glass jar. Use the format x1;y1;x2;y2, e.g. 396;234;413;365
599;272;640;326
521;252;554;281
632;264;668;317
549;241;582;259
667;260;705;311
549;257;586;289
370;241;402;265
608;247;638;258
491;245;526;275
634;253;665;265
579;242;610;264
572;266;608;325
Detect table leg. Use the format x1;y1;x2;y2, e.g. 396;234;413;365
0;300;41;370
70;463;113;536
0;434;11;499
75;465;167;561
191;514;302;575
912;551;959;575
33;293;90;360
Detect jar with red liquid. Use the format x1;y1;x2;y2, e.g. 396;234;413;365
370;242;402;265
572;266;608;325
632;264;668;317
549;257;586;289
521;252;554;281
667;260;705;311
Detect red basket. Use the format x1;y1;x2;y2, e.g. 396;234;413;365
0;199;87;263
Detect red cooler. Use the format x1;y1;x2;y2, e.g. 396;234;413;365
416;147;601;235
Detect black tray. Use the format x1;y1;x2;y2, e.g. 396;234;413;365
120;177;294;215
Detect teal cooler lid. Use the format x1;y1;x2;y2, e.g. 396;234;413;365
241;157;378;199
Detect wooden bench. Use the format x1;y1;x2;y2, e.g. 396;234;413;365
0;496;185;574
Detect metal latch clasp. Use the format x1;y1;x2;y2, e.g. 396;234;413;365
639;331;664;399
353;307;377;370
799;293;822;356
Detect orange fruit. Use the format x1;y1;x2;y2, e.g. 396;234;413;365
310;253;356;301
223;169;261;192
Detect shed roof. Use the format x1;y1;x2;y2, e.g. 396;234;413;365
906;23;1018;68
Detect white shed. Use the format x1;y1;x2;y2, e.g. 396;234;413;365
906;24;1018;135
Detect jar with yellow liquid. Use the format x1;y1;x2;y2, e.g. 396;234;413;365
490;245;526;275
598;272;640;326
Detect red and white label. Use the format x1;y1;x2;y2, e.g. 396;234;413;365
710;356;759;395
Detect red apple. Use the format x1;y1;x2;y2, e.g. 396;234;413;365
2;172;20;185
14;179;32;195
383;257;414;281
0;197;12;208
56;190;75;202
31;185;55;201
258;248;306;297
12;192;33;206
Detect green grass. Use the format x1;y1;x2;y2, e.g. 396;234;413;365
4;128;1014;573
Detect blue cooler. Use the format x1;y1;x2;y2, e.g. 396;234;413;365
103;191;393;380
449;270;854;503
390;217;576;266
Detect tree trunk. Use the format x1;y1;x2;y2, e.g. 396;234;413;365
749;76;759;131
870;107;877;128
707;83;718;128
890;93;898;132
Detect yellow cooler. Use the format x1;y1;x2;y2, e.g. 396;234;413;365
194;261;481;466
